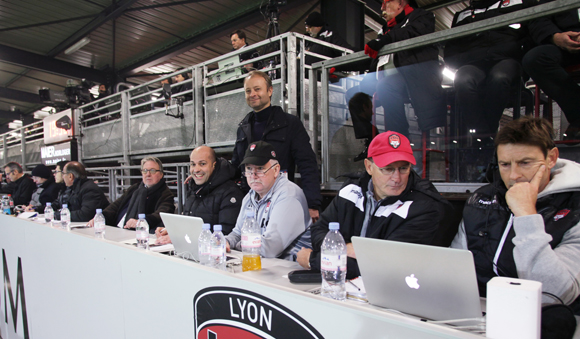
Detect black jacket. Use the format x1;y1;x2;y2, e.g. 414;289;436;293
527;0;580;45
53;178;109;222
34;177;61;211
372;8;439;69
309;171;453;279
102;180;175;232
182;158;244;235
305;25;353;65
0;174;36;206
445;0;535;68
231;105;322;209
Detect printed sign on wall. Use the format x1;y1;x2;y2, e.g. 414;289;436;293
194;287;323;339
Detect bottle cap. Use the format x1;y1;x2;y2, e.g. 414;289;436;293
62;204;68;208
138;214;146;219
245;210;254;218
96;209;102;213
202;223;211;230
46;202;51;206
214;224;222;232
329;222;340;230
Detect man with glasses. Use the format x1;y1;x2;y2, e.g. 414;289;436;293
1;162;36;206
51;161;109;222
225;141;312;261
154;146;243;244
87;157;174;232
297;131;452;278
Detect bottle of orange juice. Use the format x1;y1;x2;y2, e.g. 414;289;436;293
241;210;261;271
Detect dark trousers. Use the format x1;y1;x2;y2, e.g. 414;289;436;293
454;59;522;135
375;60;446;136
523;44;580;126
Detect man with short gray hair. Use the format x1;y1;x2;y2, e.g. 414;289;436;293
1;161;35;206
52;161;109;222
88;156;174;232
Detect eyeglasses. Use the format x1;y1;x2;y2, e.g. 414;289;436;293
242;163;278;178
4;170;14;176
53;170;62;174
141;169;161;175
373;162;411;176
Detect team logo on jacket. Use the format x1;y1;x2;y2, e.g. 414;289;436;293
271;150;276;158
250;144;256;151
194;287;324;339
230;197;237;204
502;0;510;6
554;209;570;221
389;134;401;149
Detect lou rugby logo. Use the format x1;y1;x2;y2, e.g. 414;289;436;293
194;287;323;339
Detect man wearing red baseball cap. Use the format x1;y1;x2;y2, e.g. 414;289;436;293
297;131;453;278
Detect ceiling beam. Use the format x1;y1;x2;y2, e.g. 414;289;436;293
0;110;24;121
46;0;141;57
0;14;98;33
126;0;208;12
119;0;313;76
0;87;42;105
0;44;107;83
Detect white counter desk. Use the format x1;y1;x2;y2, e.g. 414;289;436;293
0;214;489;338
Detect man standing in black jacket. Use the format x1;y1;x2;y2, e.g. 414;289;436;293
52;161;109;222
362;0;446;137
88;157;174;233
297;131;453;278
155;146;243;243
1;162;36;206
523;0;580;141
231;71;322;222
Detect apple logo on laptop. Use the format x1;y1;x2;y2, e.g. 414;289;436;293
185;234;191;244
405;274;420;289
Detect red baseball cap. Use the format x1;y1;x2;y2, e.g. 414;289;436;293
367;131;416;167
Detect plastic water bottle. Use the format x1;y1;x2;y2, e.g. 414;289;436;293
44;202;54;226
211;224;226;271
94;208;106;239
60;204;71;230
1;195;9;215
241;210;261;271
198;223;213;266
320;222;347;301
135;214;149;250
7;194;14;215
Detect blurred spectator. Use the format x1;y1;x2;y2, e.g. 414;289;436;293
25;164;60;212
230;30;261;72
0;162;35;206
304;11;353;65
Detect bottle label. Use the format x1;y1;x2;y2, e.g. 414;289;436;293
211;246;224;257
321;254;347;271
241;234;261;248
136;230;148;241
4;208;11;215
199;245;211;256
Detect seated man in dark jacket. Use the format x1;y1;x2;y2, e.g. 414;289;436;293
1;161;36;206
297;131;454;278
88;157;174;233
52;161;109;222
25;164;61;212
155;146;244;243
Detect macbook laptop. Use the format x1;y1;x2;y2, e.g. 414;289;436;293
160;213;204;262
351;237;482;322
208;55;243;84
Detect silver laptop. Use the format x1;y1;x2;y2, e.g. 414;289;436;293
351;237;482;322
160;213;204;262
209;55;243;83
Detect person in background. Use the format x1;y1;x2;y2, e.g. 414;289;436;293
155;146;243;244
0;162;36;206
88;157;174;233
304;11;353;65
25;164;60;212
230;29;261;72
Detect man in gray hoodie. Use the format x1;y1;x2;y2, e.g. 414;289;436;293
452;117;580;312
226;141;311;261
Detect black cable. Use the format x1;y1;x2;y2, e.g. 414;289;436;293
543;291;565;304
